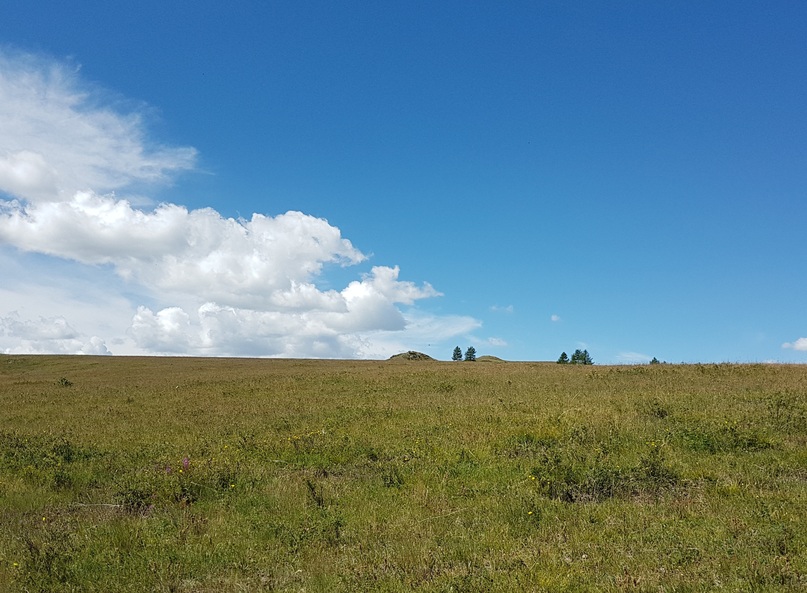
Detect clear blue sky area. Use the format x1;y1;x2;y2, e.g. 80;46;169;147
1;1;805;362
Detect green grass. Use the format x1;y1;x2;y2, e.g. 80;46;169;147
0;356;805;591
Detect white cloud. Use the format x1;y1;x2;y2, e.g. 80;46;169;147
0;312;77;340
490;304;514;313
486;337;508;347
122;267;454;357
0;150;59;201
0;50;475;358
0;311;110;355
782;338;807;352
616;351;652;364
80;337;112;355
550;314;561;322
0;192;366;308
129;306;192;353
349;310;481;360
0;50;196;202
0;201;459;357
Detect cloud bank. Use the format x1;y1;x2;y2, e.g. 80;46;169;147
0;50;476;357
0;311;110;355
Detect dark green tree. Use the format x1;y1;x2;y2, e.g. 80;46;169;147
557;351;569;364
570;349;593;365
452;346;463;361
464;346;477;362
649;357;660;365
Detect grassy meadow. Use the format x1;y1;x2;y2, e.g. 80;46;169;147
0;355;805;592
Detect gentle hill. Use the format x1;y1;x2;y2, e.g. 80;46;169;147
477;355;507;363
388;350;436;362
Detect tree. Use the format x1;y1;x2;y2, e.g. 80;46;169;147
452;346;463;361
464;346;477;362
557;351;569;364
570;349;593;365
649;357;660;365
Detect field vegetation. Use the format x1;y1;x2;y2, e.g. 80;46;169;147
0;355;805;591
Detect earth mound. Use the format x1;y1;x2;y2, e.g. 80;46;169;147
477;355;507;363
388;351;436;362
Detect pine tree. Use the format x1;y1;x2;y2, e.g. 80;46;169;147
570;349;593;365
464;346;477;362
557;352;569;364
452;346;463;361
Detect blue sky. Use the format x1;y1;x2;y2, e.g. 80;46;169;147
1;1;805;362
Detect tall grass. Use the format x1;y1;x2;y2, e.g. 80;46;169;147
0;356;804;591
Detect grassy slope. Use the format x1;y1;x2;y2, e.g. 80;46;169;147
0;356;805;591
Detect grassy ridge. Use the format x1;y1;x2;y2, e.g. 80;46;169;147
0;356;805;591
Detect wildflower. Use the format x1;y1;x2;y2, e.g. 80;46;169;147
528;511;533;515
182;456;190;470
13;562;19;568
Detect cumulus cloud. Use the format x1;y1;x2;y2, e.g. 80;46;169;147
782;338;807;352
0;192;366;308
0;311;110;355
0;49;473;358
490;304;514;314
123;266;446;357
550;314;561;322
0;188;454;357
